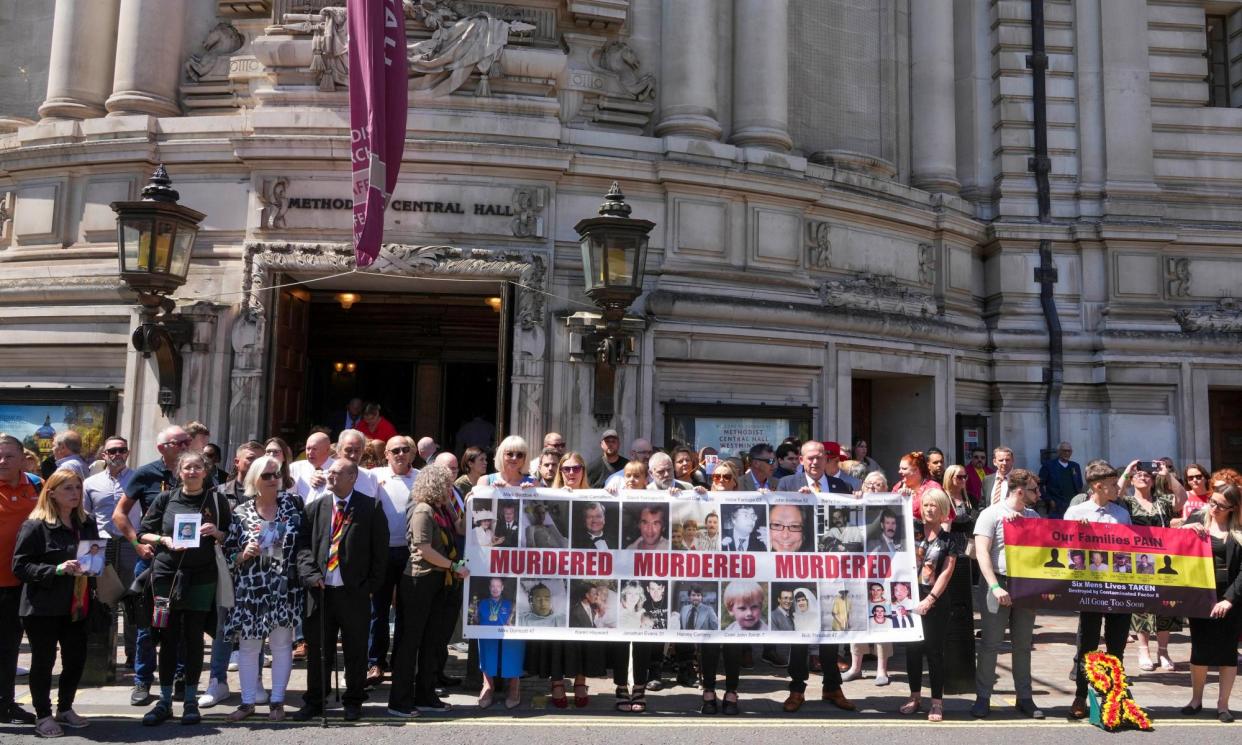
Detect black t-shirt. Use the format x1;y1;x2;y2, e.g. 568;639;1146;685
140;487;232;584
916;530;963;591
588;455;629;488
125;459;178;512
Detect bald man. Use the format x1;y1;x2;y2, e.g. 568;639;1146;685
289;432;335;503
366;436;420;684
112;424;191;706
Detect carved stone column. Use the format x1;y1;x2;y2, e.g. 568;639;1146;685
106;0;189;117
730;0;791;151
654;0;722;140
909;0;959;193
39;0;122;120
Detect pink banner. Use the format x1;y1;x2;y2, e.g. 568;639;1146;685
347;0;408;267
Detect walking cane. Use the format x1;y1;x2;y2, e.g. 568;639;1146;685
320;584;328;729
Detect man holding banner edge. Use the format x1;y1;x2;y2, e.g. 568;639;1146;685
1061;461;1132;720
971;467;1044;719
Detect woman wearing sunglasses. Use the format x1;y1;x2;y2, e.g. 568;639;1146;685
1181;484;1242;722
696;460;745;715
222;455;304;722
1176;463;1212;527
528;451;607;709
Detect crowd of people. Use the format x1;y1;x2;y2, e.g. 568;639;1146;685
1;416;1240;736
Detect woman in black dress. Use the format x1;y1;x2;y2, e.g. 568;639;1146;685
1181;484;1242;723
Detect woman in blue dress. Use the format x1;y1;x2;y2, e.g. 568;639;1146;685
478;435;533;708
477;576;524;708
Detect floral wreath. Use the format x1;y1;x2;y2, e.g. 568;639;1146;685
1083;651;1153;731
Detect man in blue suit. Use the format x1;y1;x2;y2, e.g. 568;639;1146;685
1038;442;1082;518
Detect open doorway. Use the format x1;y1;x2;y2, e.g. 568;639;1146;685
852;373;935;473
266;280;507;452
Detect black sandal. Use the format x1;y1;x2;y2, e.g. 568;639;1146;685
700;691;718;715
629;686;647;714
614;686;631;712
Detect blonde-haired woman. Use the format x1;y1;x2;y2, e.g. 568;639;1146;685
527;451;606;709
486;436;535;488
1181;484;1242;722
901;489;961;721
12;469;97;737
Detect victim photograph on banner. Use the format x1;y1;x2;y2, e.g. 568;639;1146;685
463;487;924;644
1003;518;1217;617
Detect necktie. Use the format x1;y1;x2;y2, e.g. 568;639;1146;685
810;478;821;493
990;477;1004;505
688;606;698;629
739;538;747;551
327;500;346;572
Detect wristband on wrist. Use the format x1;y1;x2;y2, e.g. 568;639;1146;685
989;582;1001;591
929;592;939;601
55;565;63;576
130;538;141;548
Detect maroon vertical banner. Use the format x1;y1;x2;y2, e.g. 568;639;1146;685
347;0;408;268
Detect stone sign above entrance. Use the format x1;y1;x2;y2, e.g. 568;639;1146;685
257;178;547;239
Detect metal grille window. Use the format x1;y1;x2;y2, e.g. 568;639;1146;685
1206;15;1231;107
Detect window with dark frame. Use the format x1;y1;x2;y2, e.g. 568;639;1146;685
1206;14;1231;107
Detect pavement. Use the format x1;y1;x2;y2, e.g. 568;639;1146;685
2;609;1239;743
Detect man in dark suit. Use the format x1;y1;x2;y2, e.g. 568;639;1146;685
678;586;718;630
293;460;389;722
980;447;1015;507
740;444;778;491
763;588;796;667
494;502;522;548
719;506;767;552
571;502;615;550
569;583;600;628
779;441;854;714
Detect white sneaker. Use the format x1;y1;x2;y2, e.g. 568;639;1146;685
873;673;890;686
198;679;231;708
450;642;468;653
263;655;273;668
254;688;269;705
841;668;862;682
227;651;239;672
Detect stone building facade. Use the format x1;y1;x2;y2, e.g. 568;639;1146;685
2;0;1242;473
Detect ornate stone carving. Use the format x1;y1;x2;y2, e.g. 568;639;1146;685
257;177;290;230
817;273;937;318
560;35;656;132
185;21;246;82
511;187;546;238
0;191;12;245
918;243;935;285
805;221;831;269
278;6;348;91
1174;297;1242;333
1165;257;1190;298
595;41;654;101
406;0;535;96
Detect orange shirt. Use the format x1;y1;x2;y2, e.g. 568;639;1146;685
0;474;39;587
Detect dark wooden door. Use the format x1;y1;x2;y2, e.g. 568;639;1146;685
1210;389;1242;470
852;378;872;448
268;286;310;440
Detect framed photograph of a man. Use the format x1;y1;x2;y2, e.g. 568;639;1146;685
819;505;864;552
172;513;202;549
671;581;719;631
622;502;670;550
521;499;569;548
568;579;617;628
517;578;567;628
719;504;768;552
570;500;619;550
864;506;903;553
76;539;107;576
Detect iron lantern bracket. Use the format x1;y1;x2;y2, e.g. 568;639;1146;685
131;309;193;417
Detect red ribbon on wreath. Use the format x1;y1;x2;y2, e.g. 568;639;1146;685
1083;651;1153;731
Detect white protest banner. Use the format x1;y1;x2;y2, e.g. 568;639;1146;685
462;488;923;644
